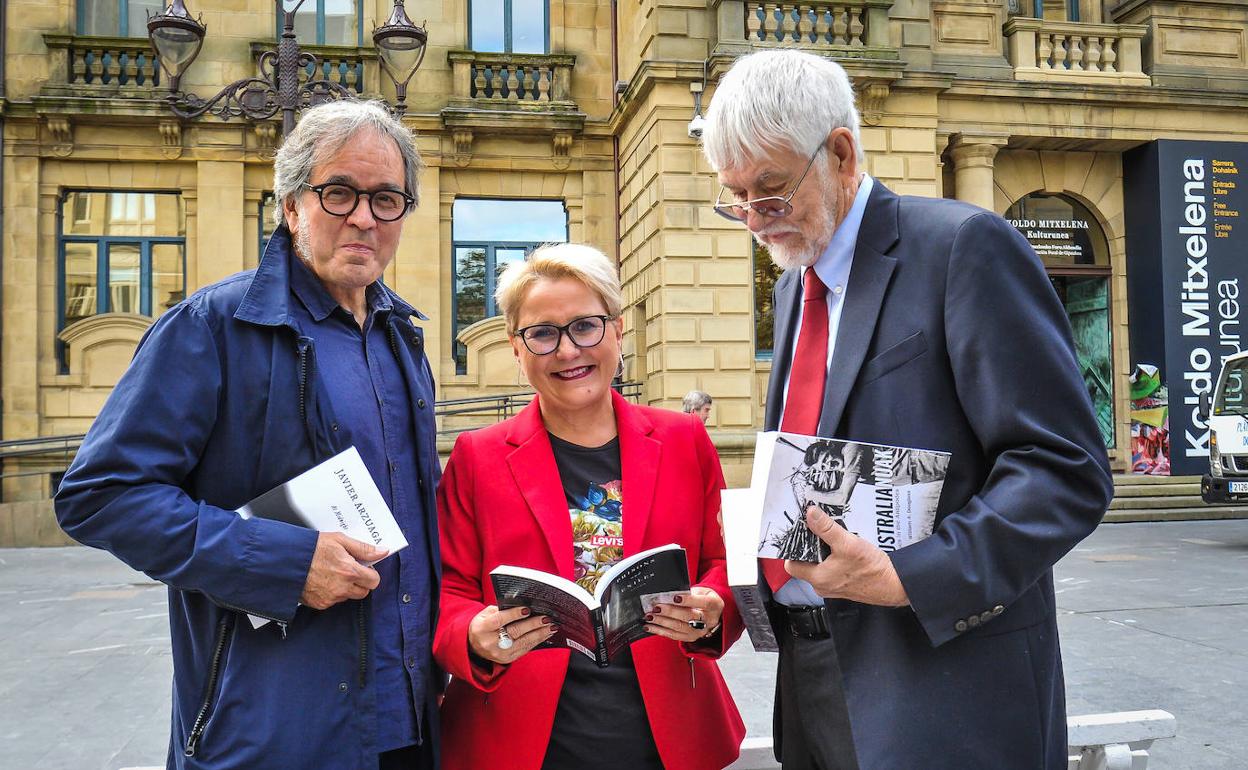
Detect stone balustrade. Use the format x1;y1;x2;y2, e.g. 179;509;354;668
448;51;576;106
745;0;885;47
248;43;379;96
1004;18;1151;85
41;35;161;95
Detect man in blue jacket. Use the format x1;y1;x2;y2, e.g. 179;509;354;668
56;100;442;770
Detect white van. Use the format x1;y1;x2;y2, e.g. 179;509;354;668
1200;349;1248;503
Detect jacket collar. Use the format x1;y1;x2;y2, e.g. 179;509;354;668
503;389;661;575
233;224;428;328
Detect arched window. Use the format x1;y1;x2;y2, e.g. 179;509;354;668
1006;192;1114;447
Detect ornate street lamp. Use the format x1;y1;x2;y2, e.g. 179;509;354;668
147;0;428;136
372;0;427;118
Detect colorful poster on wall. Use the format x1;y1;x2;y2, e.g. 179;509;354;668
1130;364;1170;475
1124;140;1248;476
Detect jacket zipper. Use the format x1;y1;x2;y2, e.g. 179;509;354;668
214;599;288;639
688;657;696;689
297;339;310;423
184;614;235;757
357;601;368;687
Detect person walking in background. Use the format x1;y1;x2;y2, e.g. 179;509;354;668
55;100;443;770
701;50;1113;769
434;243;745;770
683;390;714;424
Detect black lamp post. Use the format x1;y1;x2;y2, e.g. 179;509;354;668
372;0;427;117
147;0;429;137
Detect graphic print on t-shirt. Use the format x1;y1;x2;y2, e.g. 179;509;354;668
570;480;624;593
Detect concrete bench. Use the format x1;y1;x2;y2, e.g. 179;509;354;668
726;710;1177;770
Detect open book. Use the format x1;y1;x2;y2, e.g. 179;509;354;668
753;431;950;563
490;544;690;667
237;446;408;628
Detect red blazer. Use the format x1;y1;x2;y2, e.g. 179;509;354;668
434;390;745;770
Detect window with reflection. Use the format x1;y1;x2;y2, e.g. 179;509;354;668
452;198;568;373
470;0;548;53
1006;192;1114;447
260;193;279;256
78;0;164;36
59;191;186;370
289;0;362;45
754;241;783;358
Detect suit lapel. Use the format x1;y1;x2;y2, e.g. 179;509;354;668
505;400;576;578
614;391;660;557
819;182;901;436
765;269;802;431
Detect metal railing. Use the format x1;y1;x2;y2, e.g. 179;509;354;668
0;382;644;479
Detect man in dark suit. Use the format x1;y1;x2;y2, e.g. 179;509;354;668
702;50;1113;769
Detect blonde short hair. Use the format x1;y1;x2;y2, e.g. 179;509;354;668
495;243;623;333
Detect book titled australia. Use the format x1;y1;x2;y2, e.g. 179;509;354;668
752;431;950;563
238;446;408;627
490;544;691;668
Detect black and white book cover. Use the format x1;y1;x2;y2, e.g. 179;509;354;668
752;432;950;563
237;446;408;627
490;544;690;667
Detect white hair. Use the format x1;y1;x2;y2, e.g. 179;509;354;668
495;243;624;334
702;50;864;171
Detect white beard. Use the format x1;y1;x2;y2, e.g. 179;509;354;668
754;171;838;272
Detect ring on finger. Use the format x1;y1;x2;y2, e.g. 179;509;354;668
498;625;514;650
687;607;706;631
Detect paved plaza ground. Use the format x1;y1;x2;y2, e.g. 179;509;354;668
2;519;1246;769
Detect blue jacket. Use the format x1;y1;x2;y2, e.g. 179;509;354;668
55;226;442;770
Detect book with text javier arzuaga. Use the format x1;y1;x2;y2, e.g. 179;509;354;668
490;544;690;668
753;432;950;563
238;446;407;627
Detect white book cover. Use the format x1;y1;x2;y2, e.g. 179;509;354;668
237;446;408;627
753;432;950;563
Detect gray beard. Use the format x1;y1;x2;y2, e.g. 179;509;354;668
292;206;313;265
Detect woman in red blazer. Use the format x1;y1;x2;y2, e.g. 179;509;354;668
434;243;745;770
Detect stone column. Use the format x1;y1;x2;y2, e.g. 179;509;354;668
195;161;246;287
948;136;1008;212
2;152;42;500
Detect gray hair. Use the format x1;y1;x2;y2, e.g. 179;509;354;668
272;100;424;228
702;50;864;171
682;390;712;413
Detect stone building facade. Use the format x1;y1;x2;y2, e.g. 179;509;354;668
3;0;1248;523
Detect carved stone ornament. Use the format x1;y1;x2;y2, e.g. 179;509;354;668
553;132;573;170
159;120;184;159
856;82;890;126
254;122;279;155
453;129;474;167
47;117;73;157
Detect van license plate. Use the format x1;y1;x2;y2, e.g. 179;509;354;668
1230;481;1248;494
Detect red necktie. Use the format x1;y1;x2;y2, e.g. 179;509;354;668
764;268;830;592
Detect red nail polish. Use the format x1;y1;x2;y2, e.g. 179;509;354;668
645;614;653;622
520;607;531;616
673;595;684;604
652;606;662;614
540;616;551;625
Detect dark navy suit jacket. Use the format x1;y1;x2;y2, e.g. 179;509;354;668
765;181;1113;769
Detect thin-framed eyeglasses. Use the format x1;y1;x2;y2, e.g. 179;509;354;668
712;147;823;223
303;182;414;222
514;314;616;356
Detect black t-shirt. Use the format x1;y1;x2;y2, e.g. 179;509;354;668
542;433;663;770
